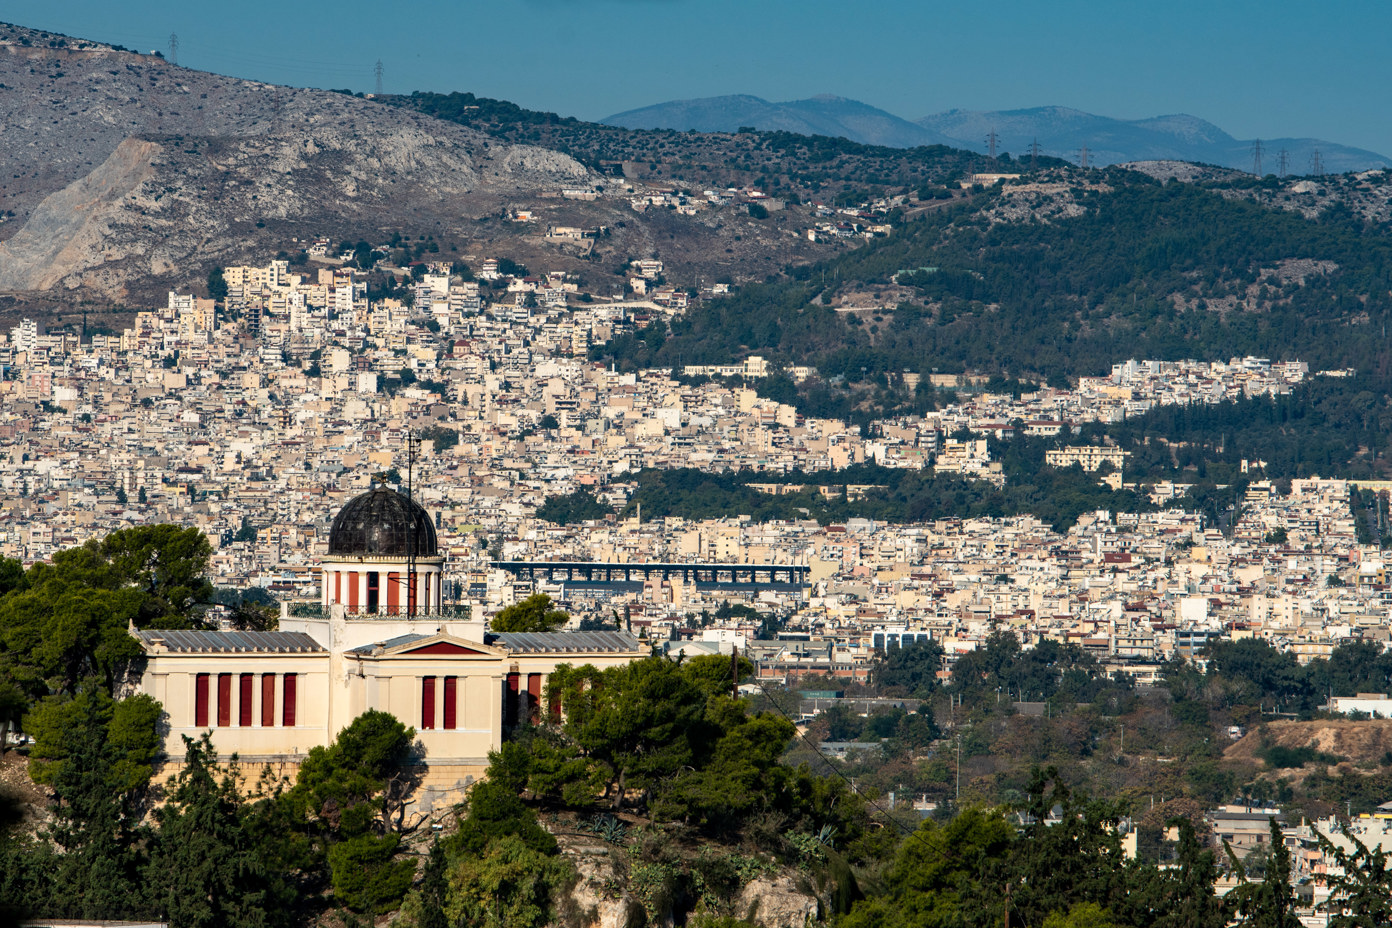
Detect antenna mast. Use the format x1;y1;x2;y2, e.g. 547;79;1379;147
374;59;384;95
406;431;418;617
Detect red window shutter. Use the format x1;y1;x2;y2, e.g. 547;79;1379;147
505;672;520;728
282;673;297;727
195;673;209;727
217;674;232;727
347;571;358;611
239;674;253;726
422;677;436;730
261;674;275;727
386;572;400;613
443;676;457;730
527;674;543;724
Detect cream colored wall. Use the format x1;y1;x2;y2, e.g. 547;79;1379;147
139;651;331;762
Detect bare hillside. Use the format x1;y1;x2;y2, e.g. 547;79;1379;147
1226;719;1392;770
0;24;603;301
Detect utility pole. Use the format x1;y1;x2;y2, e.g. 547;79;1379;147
1029;137;1040;172
168;33;178;65
985;129;999;161
1077;145;1090;169
731;645;739;699
1309;148;1324;177
1251;139;1263;176
1277;148;1290;178
374;59;384;95
955;730;962;802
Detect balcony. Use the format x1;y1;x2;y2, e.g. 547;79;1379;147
285;602;472;621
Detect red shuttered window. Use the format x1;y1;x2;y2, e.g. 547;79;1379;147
216;674;232;727
239;674;253;727
261;674;276;727
421;676;436;730
282;673;297;727
443;676;457;730
195;673;209;727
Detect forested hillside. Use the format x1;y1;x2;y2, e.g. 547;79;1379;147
598;169;1392;392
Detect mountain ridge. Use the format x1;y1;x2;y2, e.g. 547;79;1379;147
605;96;1390;173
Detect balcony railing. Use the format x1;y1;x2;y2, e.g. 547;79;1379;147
286;602;472;620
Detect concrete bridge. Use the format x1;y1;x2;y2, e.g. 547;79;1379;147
490;560;809;592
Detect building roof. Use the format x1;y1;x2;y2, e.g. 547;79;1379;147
328;486;438;558
134;629;325;653
494;630;645;654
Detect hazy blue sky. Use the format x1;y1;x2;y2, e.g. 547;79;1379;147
16;0;1392;156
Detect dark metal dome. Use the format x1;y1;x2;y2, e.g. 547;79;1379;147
328;487;438;557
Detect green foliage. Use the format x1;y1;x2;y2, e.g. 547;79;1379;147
491;593;570;633
536;488;613;525
1256;743;1343;769
1224;818;1300;928
22;686;160;921
419;424;459;454
443;834;574;928
147;734;297;928
327;833;417;914
449;776;557;858
605;458;1151;533
875;637;945;697
206;266;228;301
26;687;161;796
1316;821;1392;927
288;709;416;840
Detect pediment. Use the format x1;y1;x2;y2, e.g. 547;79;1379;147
401;641;489;656
356;632;506;659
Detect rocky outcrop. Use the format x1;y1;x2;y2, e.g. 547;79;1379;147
736;874;821;928
0;137;158;291
562;839;642;928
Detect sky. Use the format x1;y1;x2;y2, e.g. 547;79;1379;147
11;0;1392;157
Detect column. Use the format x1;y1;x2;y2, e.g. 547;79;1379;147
416;571;428;614
357;571;368;615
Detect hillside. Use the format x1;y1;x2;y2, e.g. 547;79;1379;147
0;24;824;311
596;166;1392;394
1227;720;1392;775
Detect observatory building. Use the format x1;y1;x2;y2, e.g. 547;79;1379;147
131;485;644;807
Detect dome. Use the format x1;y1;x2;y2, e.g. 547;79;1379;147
328;487;438;558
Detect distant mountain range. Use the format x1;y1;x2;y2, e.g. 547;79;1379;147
603;96;1391;174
